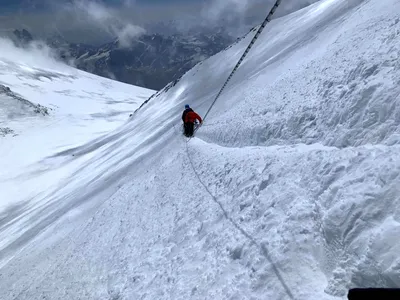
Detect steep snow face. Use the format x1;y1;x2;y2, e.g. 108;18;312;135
1;0;400;299
203;0;400;149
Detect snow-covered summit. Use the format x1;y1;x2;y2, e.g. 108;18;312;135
1;0;400;299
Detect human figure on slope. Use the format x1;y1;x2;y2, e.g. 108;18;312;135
182;104;202;137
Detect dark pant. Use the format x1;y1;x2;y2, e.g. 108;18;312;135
184;122;194;137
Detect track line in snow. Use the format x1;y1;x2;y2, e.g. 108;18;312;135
185;138;295;300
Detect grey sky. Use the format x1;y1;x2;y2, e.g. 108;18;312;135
0;0;320;44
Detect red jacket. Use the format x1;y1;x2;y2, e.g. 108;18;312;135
182;109;202;123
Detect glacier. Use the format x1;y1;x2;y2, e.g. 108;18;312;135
0;0;400;299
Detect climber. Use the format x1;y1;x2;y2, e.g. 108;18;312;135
182;104;202;137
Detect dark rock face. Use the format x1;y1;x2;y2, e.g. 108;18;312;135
13;29;33;46
48;33;234;90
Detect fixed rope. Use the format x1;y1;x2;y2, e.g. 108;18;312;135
184;1;295;298
202;0;282;122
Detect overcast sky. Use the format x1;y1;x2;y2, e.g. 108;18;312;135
0;0;320;44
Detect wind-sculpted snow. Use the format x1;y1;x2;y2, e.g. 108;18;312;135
200;1;400;149
1;0;400;299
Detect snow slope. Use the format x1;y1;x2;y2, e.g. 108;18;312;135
0;39;153;267
1;0;400;299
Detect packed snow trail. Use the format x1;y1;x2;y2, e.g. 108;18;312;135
1;0;400;299
185;140;295;299
185;3;306;295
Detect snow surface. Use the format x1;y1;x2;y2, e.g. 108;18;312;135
1;0;400;299
0;38;153;268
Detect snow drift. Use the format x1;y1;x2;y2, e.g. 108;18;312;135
1;0;400;299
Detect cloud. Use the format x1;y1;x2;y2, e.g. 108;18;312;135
0;37;68;71
201;0;320;24
65;0;145;46
0;0;321;45
122;0;137;7
188;0;320;37
117;23;145;47
202;0;251;22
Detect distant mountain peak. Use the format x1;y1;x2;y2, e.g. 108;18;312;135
10;27;234;90
50;32;235;90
